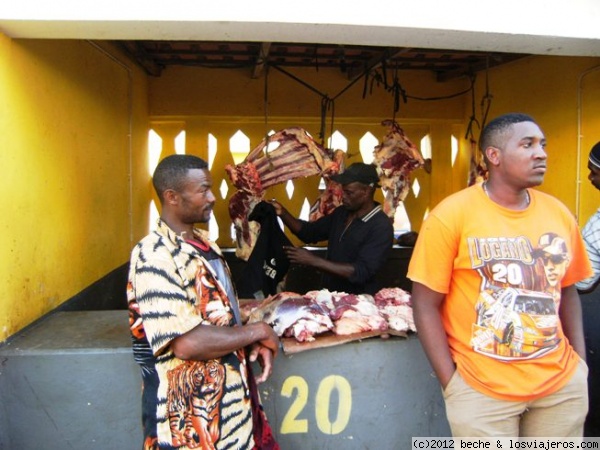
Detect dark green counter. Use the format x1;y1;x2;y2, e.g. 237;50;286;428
0;310;448;449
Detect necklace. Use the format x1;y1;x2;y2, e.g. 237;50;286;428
482;181;530;207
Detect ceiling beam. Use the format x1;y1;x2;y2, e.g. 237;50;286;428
252;42;271;79
347;48;412;80
116;41;163;76
434;53;528;82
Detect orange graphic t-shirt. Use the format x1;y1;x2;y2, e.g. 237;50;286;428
408;184;592;401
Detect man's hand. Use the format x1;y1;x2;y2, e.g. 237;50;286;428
269;199;284;216
250;323;280;383
284;246;356;280
283;245;318;266
249;343;277;384
256;322;280;357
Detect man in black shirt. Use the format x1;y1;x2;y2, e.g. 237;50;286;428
271;163;394;294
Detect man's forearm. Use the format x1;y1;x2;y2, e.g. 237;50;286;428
413;307;456;388
411;283;456;388
278;208;303;235
559;285;586;361
171;322;278;361
310;255;355;279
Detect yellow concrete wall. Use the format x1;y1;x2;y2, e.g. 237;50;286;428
150;65;467;120
149;66;468;243
0;35;149;341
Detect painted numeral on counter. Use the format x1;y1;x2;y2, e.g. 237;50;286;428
280;376;309;434
279;374;352;435
315;375;352;435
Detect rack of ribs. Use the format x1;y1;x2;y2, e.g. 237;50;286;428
226;127;339;260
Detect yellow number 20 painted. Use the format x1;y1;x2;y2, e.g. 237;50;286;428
315;375;352;435
280;374;352;435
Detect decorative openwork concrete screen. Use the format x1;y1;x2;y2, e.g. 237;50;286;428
148;119;465;249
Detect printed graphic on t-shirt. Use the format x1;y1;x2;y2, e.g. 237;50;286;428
467;233;570;360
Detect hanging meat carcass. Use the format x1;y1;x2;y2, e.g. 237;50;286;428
372;120;425;218
308;149;345;221
467;139;488;186
226;127;340;260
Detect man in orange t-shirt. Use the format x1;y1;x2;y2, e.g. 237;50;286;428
408;113;592;437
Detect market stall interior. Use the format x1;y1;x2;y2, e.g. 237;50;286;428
2;22;600;446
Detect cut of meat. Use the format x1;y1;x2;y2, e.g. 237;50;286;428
248;291;334;342
226;161;264;197
226;127;340;260
379;304;416;332
308;290;388;335
248;288;415;344
333;309;388;335
239;299;264;324
373;287;412;306
373;287;416;332
330;293;389;335
226;127;339;192
308;178;343;221
372;120;425;218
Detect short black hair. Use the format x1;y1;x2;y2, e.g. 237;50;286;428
589;141;600;169
479;113;537;154
152;154;208;202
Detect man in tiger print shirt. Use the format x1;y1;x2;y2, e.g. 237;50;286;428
127;154;280;449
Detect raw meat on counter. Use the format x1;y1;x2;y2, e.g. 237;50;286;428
374;287;416;332
246;287;416;343
248;291;334;342
239;299;265;324
306;290;388;335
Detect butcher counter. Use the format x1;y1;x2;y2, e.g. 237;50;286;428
0;310;448;449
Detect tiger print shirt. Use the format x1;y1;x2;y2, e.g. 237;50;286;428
127;219;255;449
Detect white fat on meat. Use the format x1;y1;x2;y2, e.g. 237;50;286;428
304;289;335;311
373;287;412;306
248;292;333;342
373;287;416;332
321;292;389;335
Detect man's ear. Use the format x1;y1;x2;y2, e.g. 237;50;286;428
163;189;179;205
485;146;500;166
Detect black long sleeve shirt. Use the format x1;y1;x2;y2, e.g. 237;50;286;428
295;204;394;294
